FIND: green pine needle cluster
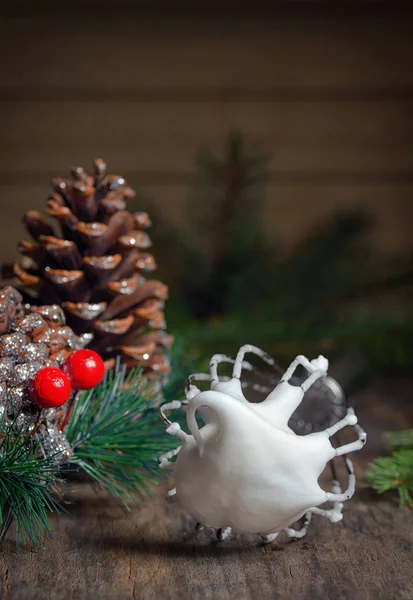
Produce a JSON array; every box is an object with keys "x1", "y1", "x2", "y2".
[
  {"x1": 66, "y1": 362, "x2": 178, "y2": 509},
  {"x1": 0, "y1": 348, "x2": 189, "y2": 549},
  {"x1": 366, "y1": 429, "x2": 413, "y2": 507},
  {"x1": 0, "y1": 419, "x2": 62, "y2": 550}
]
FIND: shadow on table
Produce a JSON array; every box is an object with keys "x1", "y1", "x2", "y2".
[{"x1": 74, "y1": 531, "x2": 264, "y2": 557}]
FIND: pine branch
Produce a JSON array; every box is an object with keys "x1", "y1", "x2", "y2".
[
  {"x1": 365, "y1": 450, "x2": 413, "y2": 508},
  {"x1": 384, "y1": 429, "x2": 413, "y2": 450},
  {"x1": 65, "y1": 362, "x2": 178, "y2": 509},
  {"x1": 366, "y1": 428, "x2": 413, "y2": 507},
  {"x1": 162, "y1": 337, "x2": 204, "y2": 402},
  {"x1": 0, "y1": 419, "x2": 62, "y2": 550}
]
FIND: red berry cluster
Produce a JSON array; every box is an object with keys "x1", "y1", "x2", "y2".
[{"x1": 29, "y1": 350, "x2": 105, "y2": 409}]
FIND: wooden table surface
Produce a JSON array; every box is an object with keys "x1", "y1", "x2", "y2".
[{"x1": 1, "y1": 376, "x2": 413, "y2": 600}]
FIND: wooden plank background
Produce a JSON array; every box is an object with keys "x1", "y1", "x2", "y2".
[{"x1": 0, "y1": 13, "x2": 412, "y2": 263}]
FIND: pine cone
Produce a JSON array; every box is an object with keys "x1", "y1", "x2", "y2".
[
  {"x1": 13, "y1": 159, "x2": 172, "y2": 380},
  {"x1": 0, "y1": 286, "x2": 87, "y2": 463}
]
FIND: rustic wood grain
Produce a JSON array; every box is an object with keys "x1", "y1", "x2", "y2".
[
  {"x1": 1, "y1": 101, "x2": 412, "y2": 174},
  {"x1": 1, "y1": 19, "x2": 412, "y2": 91},
  {"x1": 2, "y1": 485, "x2": 413, "y2": 600},
  {"x1": 1, "y1": 376, "x2": 412, "y2": 600},
  {"x1": 0, "y1": 15, "x2": 412, "y2": 265},
  {"x1": 3, "y1": 1, "x2": 413, "y2": 20},
  {"x1": 1, "y1": 182, "x2": 412, "y2": 264}
]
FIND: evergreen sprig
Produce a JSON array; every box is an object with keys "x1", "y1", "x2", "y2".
[
  {"x1": 366, "y1": 430, "x2": 413, "y2": 507},
  {"x1": 65, "y1": 363, "x2": 177, "y2": 509},
  {"x1": 0, "y1": 419, "x2": 62, "y2": 549},
  {"x1": 384, "y1": 429, "x2": 413, "y2": 450}
]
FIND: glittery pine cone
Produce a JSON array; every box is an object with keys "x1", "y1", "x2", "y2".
[
  {"x1": 0, "y1": 286, "x2": 87, "y2": 463},
  {"x1": 13, "y1": 159, "x2": 172, "y2": 379}
]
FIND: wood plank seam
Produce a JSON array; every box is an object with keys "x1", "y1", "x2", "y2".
[
  {"x1": 1, "y1": 171, "x2": 412, "y2": 186},
  {"x1": 1, "y1": 87, "x2": 413, "y2": 103}
]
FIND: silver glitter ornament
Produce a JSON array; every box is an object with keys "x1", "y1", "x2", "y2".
[
  {"x1": 34, "y1": 304, "x2": 66, "y2": 326},
  {"x1": 6, "y1": 386, "x2": 26, "y2": 417},
  {"x1": 0, "y1": 333, "x2": 28, "y2": 358},
  {"x1": 38, "y1": 423, "x2": 73, "y2": 465},
  {"x1": 14, "y1": 312, "x2": 47, "y2": 335},
  {"x1": 0, "y1": 382, "x2": 7, "y2": 403},
  {"x1": 20, "y1": 342, "x2": 49, "y2": 364},
  {"x1": 0, "y1": 286, "x2": 85, "y2": 466},
  {"x1": 11, "y1": 361, "x2": 43, "y2": 387},
  {"x1": 0, "y1": 357, "x2": 14, "y2": 381}
]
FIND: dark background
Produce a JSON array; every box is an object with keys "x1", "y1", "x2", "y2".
[{"x1": 1, "y1": 0, "x2": 413, "y2": 377}]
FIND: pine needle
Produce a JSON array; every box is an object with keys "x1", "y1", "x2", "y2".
[
  {"x1": 65, "y1": 362, "x2": 178, "y2": 509},
  {"x1": 384, "y1": 429, "x2": 413, "y2": 450},
  {"x1": 0, "y1": 419, "x2": 62, "y2": 550},
  {"x1": 366, "y1": 434, "x2": 413, "y2": 508}
]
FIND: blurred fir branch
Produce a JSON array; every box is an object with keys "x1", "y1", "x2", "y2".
[
  {"x1": 166, "y1": 290, "x2": 413, "y2": 374},
  {"x1": 0, "y1": 418, "x2": 62, "y2": 550},
  {"x1": 185, "y1": 132, "x2": 276, "y2": 318},
  {"x1": 66, "y1": 364, "x2": 178, "y2": 509},
  {"x1": 384, "y1": 429, "x2": 413, "y2": 450},
  {"x1": 274, "y1": 211, "x2": 375, "y2": 319},
  {"x1": 137, "y1": 131, "x2": 413, "y2": 372},
  {"x1": 139, "y1": 132, "x2": 277, "y2": 320},
  {"x1": 366, "y1": 430, "x2": 413, "y2": 508},
  {"x1": 162, "y1": 336, "x2": 206, "y2": 402}
]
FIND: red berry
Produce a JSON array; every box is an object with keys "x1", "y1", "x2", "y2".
[
  {"x1": 63, "y1": 349, "x2": 105, "y2": 390},
  {"x1": 29, "y1": 367, "x2": 72, "y2": 409}
]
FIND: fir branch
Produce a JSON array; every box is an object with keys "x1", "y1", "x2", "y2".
[
  {"x1": 365, "y1": 450, "x2": 413, "y2": 508},
  {"x1": 162, "y1": 337, "x2": 204, "y2": 402},
  {"x1": 65, "y1": 363, "x2": 178, "y2": 509},
  {"x1": 365, "y1": 429, "x2": 413, "y2": 508},
  {"x1": 384, "y1": 429, "x2": 413, "y2": 450},
  {"x1": 0, "y1": 419, "x2": 62, "y2": 550}
]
